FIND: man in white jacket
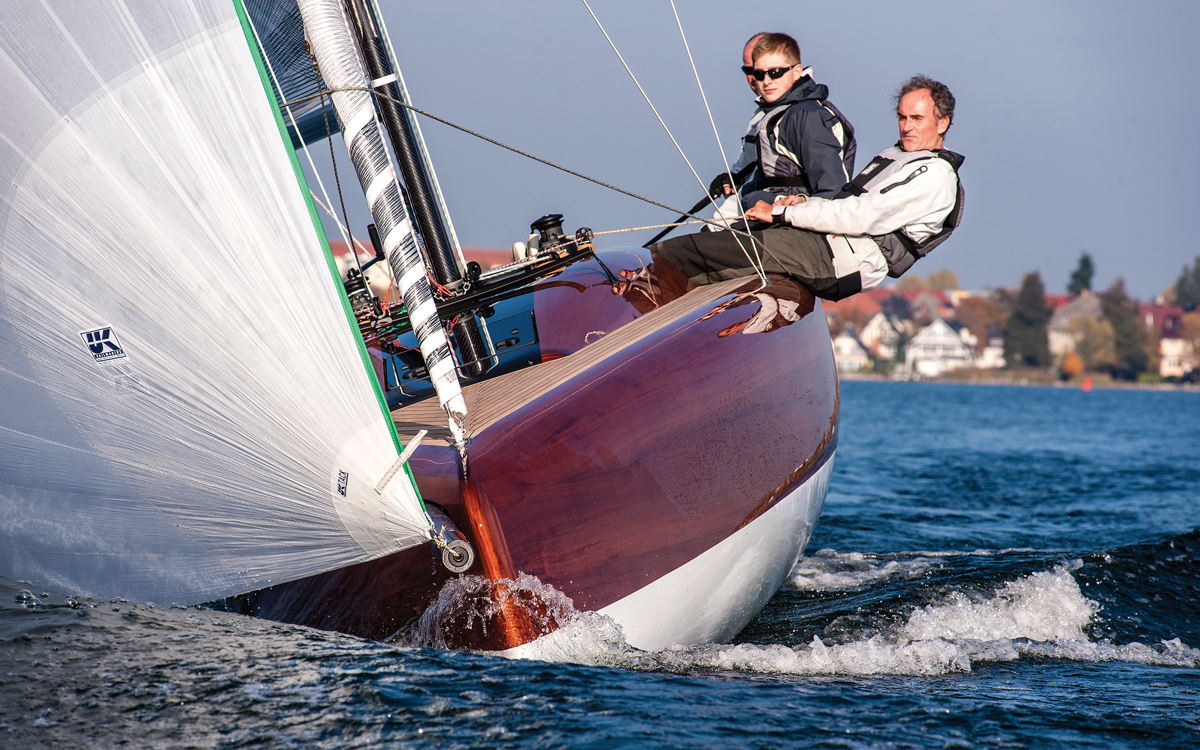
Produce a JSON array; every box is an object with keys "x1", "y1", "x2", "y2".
[{"x1": 651, "y1": 75, "x2": 963, "y2": 301}]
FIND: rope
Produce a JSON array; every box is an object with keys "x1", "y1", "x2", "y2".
[
  {"x1": 667, "y1": 0, "x2": 766, "y2": 285},
  {"x1": 278, "y1": 87, "x2": 759, "y2": 243},
  {"x1": 592, "y1": 220, "x2": 704, "y2": 236},
  {"x1": 580, "y1": 0, "x2": 768, "y2": 283},
  {"x1": 243, "y1": 10, "x2": 355, "y2": 255}
]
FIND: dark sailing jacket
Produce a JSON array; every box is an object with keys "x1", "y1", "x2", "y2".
[{"x1": 741, "y1": 75, "x2": 856, "y2": 208}]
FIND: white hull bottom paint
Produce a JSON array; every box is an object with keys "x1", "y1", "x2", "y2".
[{"x1": 508, "y1": 454, "x2": 833, "y2": 657}]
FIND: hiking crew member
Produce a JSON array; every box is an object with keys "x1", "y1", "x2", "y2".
[
  {"x1": 708, "y1": 33, "x2": 855, "y2": 230},
  {"x1": 653, "y1": 75, "x2": 963, "y2": 302}
]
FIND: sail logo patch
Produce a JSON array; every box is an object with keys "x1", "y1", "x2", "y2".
[
  {"x1": 337, "y1": 471, "x2": 349, "y2": 497},
  {"x1": 79, "y1": 327, "x2": 127, "y2": 363}
]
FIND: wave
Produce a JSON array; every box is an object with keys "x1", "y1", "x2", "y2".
[{"x1": 504, "y1": 530, "x2": 1200, "y2": 677}]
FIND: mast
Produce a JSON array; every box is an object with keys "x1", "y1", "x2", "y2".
[{"x1": 345, "y1": 0, "x2": 493, "y2": 378}]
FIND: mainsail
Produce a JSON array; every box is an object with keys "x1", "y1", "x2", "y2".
[{"x1": 0, "y1": 0, "x2": 432, "y2": 603}]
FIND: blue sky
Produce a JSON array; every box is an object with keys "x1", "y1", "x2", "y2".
[{"x1": 309, "y1": 0, "x2": 1200, "y2": 299}]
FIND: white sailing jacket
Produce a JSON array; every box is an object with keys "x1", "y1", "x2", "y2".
[{"x1": 774, "y1": 146, "x2": 962, "y2": 291}]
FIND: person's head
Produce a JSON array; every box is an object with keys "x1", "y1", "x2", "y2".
[
  {"x1": 894, "y1": 76, "x2": 954, "y2": 152},
  {"x1": 751, "y1": 33, "x2": 804, "y2": 103},
  {"x1": 741, "y1": 32, "x2": 767, "y2": 94}
]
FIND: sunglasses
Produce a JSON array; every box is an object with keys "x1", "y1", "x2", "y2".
[{"x1": 746, "y1": 64, "x2": 798, "y2": 82}]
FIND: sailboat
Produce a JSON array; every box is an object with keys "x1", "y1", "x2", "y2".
[{"x1": 0, "y1": 0, "x2": 837, "y2": 653}]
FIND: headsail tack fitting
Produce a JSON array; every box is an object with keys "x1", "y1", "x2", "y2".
[{"x1": 296, "y1": 0, "x2": 468, "y2": 452}]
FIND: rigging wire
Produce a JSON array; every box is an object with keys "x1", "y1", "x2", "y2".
[
  {"x1": 580, "y1": 0, "x2": 766, "y2": 283},
  {"x1": 243, "y1": 10, "x2": 360, "y2": 261},
  {"x1": 279, "y1": 87, "x2": 758, "y2": 243},
  {"x1": 667, "y1": 0, "x2": 768, "y2": 285},
  {"x1": 309, "y1": 191, "x2": 372, "y2": 256},
  {"x1": 308, "y1": 49, "x2": 362, "y2": 275}
]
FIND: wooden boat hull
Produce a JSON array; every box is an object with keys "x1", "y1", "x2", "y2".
[{"x1": 241, "y1": 249, "x2": 839, "y2": 651}]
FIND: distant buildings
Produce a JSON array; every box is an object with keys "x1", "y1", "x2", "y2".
[
  {"x1": 821, "y1": 282, "x2": 1196, "y2": 380},
  {"x1": 831, "y1": 330, "x2": 870, "y2": 373},
  {"x1": 1047, "y1": 291, "x2": 1103, "y2": 360},
  {"x1": 1142, "y1": 303, "x2": 1193, "y2": 378},
  {"x1": 904, "y1": 318, "x2": 974, "y2": 377},
  {"x1": 824, "y1": 287, "x2": 1000, "y2": 378}
]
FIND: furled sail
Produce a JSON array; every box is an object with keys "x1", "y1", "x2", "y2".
[
  {"x1": 296, "y1": 0, "x2": 469, "y2": 444},
  {"x1": 0, "y1": 0, "x2": 432, "y2": 603}
]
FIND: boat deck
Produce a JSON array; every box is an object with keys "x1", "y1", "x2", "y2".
[{"x1": 391, "y1": 278, "x2": 744, "y2": 444}]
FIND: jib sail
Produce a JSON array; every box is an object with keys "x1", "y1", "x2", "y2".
[{"x1": 0, "y1": 0, "x2": 431, "y2": 603}]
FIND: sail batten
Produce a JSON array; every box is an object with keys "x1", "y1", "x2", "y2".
[{"x1": 0, "y1": 0, "x2": 430, "y2": 603}]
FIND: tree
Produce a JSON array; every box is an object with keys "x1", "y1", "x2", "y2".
[
  {"x1": 957, "y1": 295, "x2": 1007, "y2": 352},
  {"x1": 896, "y1": 274, "x2": 929, "y2": 290},
  {"x1": 927, "y1": 268, "x2": 960, "y2": 290},
  {"x1": 1181, "y1": 312, "x2": 1200, "y2": 371},
  {"x1": 1068, "y1": 316, "x2": 1116, "y2": 371},
  {"x1": 1144, "y1": 317, "x2": 1162, "y2": 376},
  {"x1": 1004, "y1": 272, "x2": 1052, "y2": 367},
  {"x1": 1067, "y1": 252, "x2": 1094, "y2": 296},
  {"x1": 1098, "y1": 278, "x2": 1147, "y2": 380},
  {"x1": 1060, "y1": 352, "x2": 1084, "y2": 379},
  {"x1": 829, "y1": 304, "x2": 871, "y2": 336},
  {"x1": 1174, "y1": 256, "x2": 1200, "y2": 311},
  {"x1": 881, "y1": 293, "x2": 914, "y2": 323}
]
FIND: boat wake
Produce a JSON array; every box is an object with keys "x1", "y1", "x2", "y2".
[{"x1": 494, "y1": 530, "x2": 1200, "y2": 677}]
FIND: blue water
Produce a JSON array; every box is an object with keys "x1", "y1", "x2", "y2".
[{"x1": 3, "y1": 381, "x2": 1199, "y2": 748}]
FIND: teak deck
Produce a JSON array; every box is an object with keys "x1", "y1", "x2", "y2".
[{"x1": 391, "y1": 278, "x2": 741, "y2": 445}]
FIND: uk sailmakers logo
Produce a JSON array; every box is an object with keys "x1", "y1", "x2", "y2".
[{"x1": 79, "y1": 327, "x2": 128, "y2": 364}]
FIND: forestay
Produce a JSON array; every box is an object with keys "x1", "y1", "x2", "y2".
[{"x1": 0, "y1": 0, "x2": 431, "y2": 603}]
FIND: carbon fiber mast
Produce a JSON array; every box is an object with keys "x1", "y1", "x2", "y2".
[{"x1": 345, "y1": 0, "x2": 492, "y2": 378}]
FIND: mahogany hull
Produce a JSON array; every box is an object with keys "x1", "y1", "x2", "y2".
[{"x1": 243, "y1": 249, "x2": 839, "y2": 650}]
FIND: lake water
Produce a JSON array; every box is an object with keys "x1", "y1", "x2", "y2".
[{"x1": 2, "y1": 381, "x2": 1199, "y2": 748}]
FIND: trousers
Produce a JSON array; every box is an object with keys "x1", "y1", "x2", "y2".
[{"x1": 652, "y1": 225, "x2": 850, "y2": 300}]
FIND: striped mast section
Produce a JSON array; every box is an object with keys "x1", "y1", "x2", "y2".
[{"x1": 296, "y1": 0, "x2": 468, "y2": 449}]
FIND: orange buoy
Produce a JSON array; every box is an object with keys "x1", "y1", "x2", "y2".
[{"x1": 1082, "y1": 376, "x2": 1092, "y2": 392}]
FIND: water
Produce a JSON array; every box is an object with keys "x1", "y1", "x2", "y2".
[{"x1": 3, "y1": 381, "x2": 1199, "y2": 748}]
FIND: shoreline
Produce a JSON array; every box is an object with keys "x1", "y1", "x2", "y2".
[{"x1": 838, "y1": 371, "x2": 1200, "y2": 392}]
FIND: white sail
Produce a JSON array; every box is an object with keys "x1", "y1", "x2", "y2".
[{"x1": 0, "y1": 0, "x2": 431, "y2": 603}]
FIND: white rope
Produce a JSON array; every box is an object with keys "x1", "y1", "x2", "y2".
[
  {"x1": 578, "y1": 3, "x2": 724, "y2": 222},
  {"x1": 581, "y1": 0, "x2": 769, "y2": 284},
  {"x1": 592, "y1": 220, "x2": 703, "y2": 236},
  {"x1": 668, "y1": 0, "x2": 766, "y2": 286}
]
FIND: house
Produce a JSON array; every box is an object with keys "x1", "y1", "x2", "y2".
[
  {"x1": 858, "y1": 312, "x2": 903, "y2": 360},
  {"x1": 975, "y1": 324, "x2": 1006, "y2": 369},
  {"x1": 1142, "y1": 303, "x2": 1192, "y2": 378},
  {"x1": 1047, "y1": 291, "x2": 1103, "y2": 360},
  {"x1": 822, "y1": 287, "x2": 890, "y2": 330},
  {"x1": 831, "y1": 329, "x2": 870, "y2": 373},
  {"x1": 904, "y1": 318, "x2": 974, "y2": 377}
]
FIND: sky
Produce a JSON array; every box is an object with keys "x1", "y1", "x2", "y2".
[{"x1": 307, "y1": 0, "x2": 1200, "y2": 300}]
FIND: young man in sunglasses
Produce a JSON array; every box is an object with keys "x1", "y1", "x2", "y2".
[
  {"x1": 648, "y1": 76, "x2": 964, "y2": 302},
  {"x1": 739, "y1": 33, "x2": 856, "y2": 208},
  {"x1": 704, "y1": 32, "x2": 855, "y2": 235}
]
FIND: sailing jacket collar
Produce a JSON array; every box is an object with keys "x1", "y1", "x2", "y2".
[{"x1": 756, "y1": 75, "x2": 828, "y2": 113}]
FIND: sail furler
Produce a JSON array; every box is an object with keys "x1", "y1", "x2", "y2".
[{"x1": 0, "y1": 0, "x2": 430, "y2": 603}]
